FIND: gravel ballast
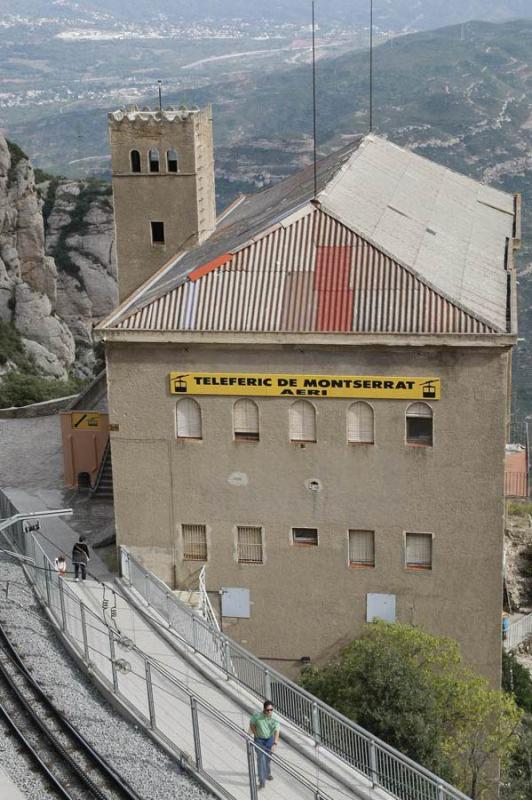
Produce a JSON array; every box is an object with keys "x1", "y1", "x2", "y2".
[{"x1": 0, "y1": 555, "x2": 213, "y2": 800}]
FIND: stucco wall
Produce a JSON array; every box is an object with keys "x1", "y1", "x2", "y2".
[{"x1": 106, "y1": 340, "x2": 509, "y2": 686}]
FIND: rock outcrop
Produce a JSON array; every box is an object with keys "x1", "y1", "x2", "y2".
[{"x1": 0, "y1": 135, "x2": 117, "y2": 379}]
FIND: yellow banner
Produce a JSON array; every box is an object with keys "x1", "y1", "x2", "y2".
[
  {"x1": 169, "y1": 373, "x2": 440, "y2": 400},
  {"x1": 71, "y1": 412, "x2": 102, "y2": 430}
]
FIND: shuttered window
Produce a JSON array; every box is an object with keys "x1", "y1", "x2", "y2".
[
  {"x1": 233, "y1": 399, "x2": 259, "y2": 441},
  {"x1": 237, "y1": 526, "x2": 263, "y2": 563},
  {"x1": 182, "y1": 524, "x2": 207, "y2": 561},
  {"x1": 348, "y1": 530, "x2": 375, "y2": 567},
  {"x1": 347, "y1": 402, "x2": 374, "y2": 443},
  {"x1": 405, "y1": 533, "x2": 432, "y2": 570},
  {"x1": 176, "y1": 398, "x2": 202, "y2": 439},
  {"x1": 289, "y1": 400, "x2": 316, "y2": 442},
  {"x1": 406, "y1": 403, "x2": 433, "y2": 446}
]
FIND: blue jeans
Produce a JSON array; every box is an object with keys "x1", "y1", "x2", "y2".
[{"x1": 255, "y1": 736, "x2": 274, "y2": 785}]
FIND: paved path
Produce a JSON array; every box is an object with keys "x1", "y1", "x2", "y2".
[
  {"x1": 70, "y1": 578, "x2": 381, "y2": 800},
  {"x1": 0, "y1": 767, "x2": 26, "y2": 799}
]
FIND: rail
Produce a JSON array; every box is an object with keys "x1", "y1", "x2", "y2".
[
  {"x1": 120, "y1": 547, "x2": 471, "y2": 800},
  {"x1": 0, "y1": 510, "x2": 351, "y2": 800},
  {"x1": 505, "y1": 612, "x2": 532, "y2": 651}
]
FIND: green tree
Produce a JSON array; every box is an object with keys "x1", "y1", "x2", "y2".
[
  {"x1": 501, "y1": 716, "x2": 532, "y2": 800},
  {"x1": 503, "y1": 651, "x2": 532, "y2": 714},
  {"x1": 300, "y1": 621, "x2": 521, "y2": 798}
]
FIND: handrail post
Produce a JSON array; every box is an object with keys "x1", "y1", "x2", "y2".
[
  {"x1": 437, "y1": 784, "x2": 445, "y2": 800},
  {"x1": 192, "y1": 615, "x2": 198, "y2": 651},
  {"x1": 264, "y1": 668, "x2": 271, "y2": 698},
  {"x1": 223, "y1": 639, "x2": 232, "y2": 675},
  {"x1": 369, "y1": 739, "x2": 378, "y2": 787},
  {"x1": 109, "y1": 630, "x2": 119, "y2": 693},
  {"x1": 80, "y1": 605, "x2": 90, "y2": 663},
  {"x1": 59, "y1": 575, "x2": 67, "y2": 632},
  {"x1": 146, "y1": 662, "x2": 156, "y2": 729},
  {"x1": 44, "y1": 561, "x2": 52, "y2": 608},
  {"x1": 246, "y1": 740, "x2": 258, "y2": 800},
  {"x1": 311, "y1": 702, "x2": 321, "y2": 744},
  {"x1": 190, "y1": 697, "x2": 202, "y2": 770}
]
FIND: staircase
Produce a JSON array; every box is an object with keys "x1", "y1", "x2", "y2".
[{"x1": 91, "y1": 443, "x2": 113, "y2": 499}]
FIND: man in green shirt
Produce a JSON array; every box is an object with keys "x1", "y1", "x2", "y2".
[{"x1": 249, "y1": 700, "x2": 280, "y2": 789}]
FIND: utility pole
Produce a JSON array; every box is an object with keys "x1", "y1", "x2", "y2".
[{"x1": 312, "y1": 1, "x2": 318, "y2": 197}]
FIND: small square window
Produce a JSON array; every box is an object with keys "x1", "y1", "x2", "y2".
[
  {"x1": 405, "y1": 532, "x2": 432, "y2": 570},
  {"x1": 237, "y1": 526, "x2": 263, "y2": 564},
  {"x1": 349, "y1": 530, "x2": 375, "y2": 567},
  {"x1": 151, "y1": 221, "x2": 165, "y2": 244},
  {"x1": 292, "y1": 528, "x2": 318, "y2": 546},
  {"x1": 182, "y1": 524, "x2": 207, "y2": 561}
]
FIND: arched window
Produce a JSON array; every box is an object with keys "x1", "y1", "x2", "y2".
[
  {"x1": 167, "y1": 148, "x2": 179, "y2": 173},
  {"x1": 289, "y1": 400, "x2": 316, "y2": 443},
  {"x1": 176, "y1": 398, "x2": 202, "y2": 439},
  {"x1": 233, "y1": 399, "x2": 259, "y2": 441},
  {"x1": 148, "y1": 148, "x2": 160, "y2": 173},
  {"x1": 406, "y1": 402, "x2": 433, "y2": 446},
  {"x1": 347, "y1": 402, "x2": 374, "y2": 444},
  {"x1": 130, "y1": 150, "x2": 141, "y2": 172}
]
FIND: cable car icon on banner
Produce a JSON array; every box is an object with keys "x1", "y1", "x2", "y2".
[
  {"x1": 171, "y1": 374, "x2": 189, "y2": 393},
  {"x1": 421, "y1": 380, "x2": 438, "y2": 399}
]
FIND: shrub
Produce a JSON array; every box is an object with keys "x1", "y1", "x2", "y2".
[{"x1": 0, "y1": 371, "x2": 85, "y2": 408}]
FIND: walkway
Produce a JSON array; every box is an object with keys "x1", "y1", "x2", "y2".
[{"x1": 70, "y1": 577, "x2": 383, "y2": 800}]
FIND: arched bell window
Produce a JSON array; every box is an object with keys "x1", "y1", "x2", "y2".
[
  {"x1": 130, "y1": 149, "x2": 141, "y2": 172},
  {"x1": 167, "y1": 148, "x2": 179, "y2": 173},
  {"x1": 148, "y1": 148, "x2": 160, "y2": 173}
]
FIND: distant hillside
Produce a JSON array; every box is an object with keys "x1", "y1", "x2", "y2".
[
  {"x1": 7, "y1": 0, "x2": 532, "y2": 26},
  {"x1": 7, "y1": 17, "x2": 532, "y2": 414}
]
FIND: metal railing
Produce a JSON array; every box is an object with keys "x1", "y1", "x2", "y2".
[
  {"x1": 505, "y1": 613, "x2": 532, "y2": 651},
  {"x1": 199, "y1": 565, "x2": 221, "y2": 631},
  {"x1": 120, "y1": 547, "x2": 471, "y2": 800},
  {"x1": 2, "y1": 520, "x2": 340, "y2": 800}
]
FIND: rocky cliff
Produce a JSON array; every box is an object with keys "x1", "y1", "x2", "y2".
[{"x1": 0, "y1": 136, "x2": 117, "y2": 380}]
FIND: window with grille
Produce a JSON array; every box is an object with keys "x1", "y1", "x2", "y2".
[
  {"x1": 182, "y1": 524, "x2": 207, "y2": 561},
  {"x1": 130, "y1": 149, "x2": 141, "y2": 172},
  {"x1": 405, "y1": 532, "x2": 432, "y2": 570},
  {"x1": 167, "y1": 148, "x2": 179, "y2": 173},
  {"x1": 149, "y1": 148, "x2": 160, "y2": 173},
  {"x1": 292, "y1": 528, "x2": 318, "y2": 546},
  {"x1": 406, "y1": 402, "x2": 433, "y2": 446},
  {"x1": 151, "y1": 221, "x2": 165, "y2": 244},
  {"x1": 233, "y1": 399, "x2": 259, "y2": 441},
  {"x1": 237, "y1": 526, "x2": 263, "y2": 563},
  {"x1": 347, "y1": 402, "x2": 374, "y2": 444},
  {"x1": 289, "y1": 400, "x2": 316, "y2": 442},
  {"x1": 176, "y1": 398, "x2": 202, "y2": 439},
  {"x1": 348, "y1": 530, "x2": 375, "y2": 567}
]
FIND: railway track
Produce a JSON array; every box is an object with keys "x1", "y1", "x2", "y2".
[{"x1": 0, "y1": 620, "x2": 144, "y2": 800}]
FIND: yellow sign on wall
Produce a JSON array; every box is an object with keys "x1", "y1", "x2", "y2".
[
  {"x1": 71, "y1": 412, "x2": 102, "y2": 430},
  {"x1": 169, "y1": 373, "x2": 441, "y2": 400}
]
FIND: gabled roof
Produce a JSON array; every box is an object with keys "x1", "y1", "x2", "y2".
[{"x1": 100, "y1": 135, "x2": 516, "y2": 336}]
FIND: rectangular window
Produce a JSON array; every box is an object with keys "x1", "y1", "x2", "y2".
[
  {"x1": 292, "y1": 528, "x2": 318, "y2": 546},
  {"x1": 349, "y1": 530, "x2": 375, "y2": 567},
  {"x1": 237, "y1": 526, "x2": 263, "y2": 564},
  {"x1": 182, "y1": 524, "x2": 207, "y2": 561},
  {"x1": 405, "y1": 532, "x2": 432, "y2": 570},
  {"x1": 151, "y1": 221, "x2": 165, "y2": 244}
]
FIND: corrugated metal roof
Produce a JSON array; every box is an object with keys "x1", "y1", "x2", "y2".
[
  {"x1": 102, "y1": 134, "x2": 515, "y2": 335},
  {"x1": 117, "y1": 209, "x2": 496, "y2": 334},
  {"x1": 321, "y1": 136, "x2": 514, "y2": 332}
]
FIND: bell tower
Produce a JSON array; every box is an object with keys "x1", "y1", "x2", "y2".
[{"x1": 109, "y1": 104, "x2": 216, "y2": 302}]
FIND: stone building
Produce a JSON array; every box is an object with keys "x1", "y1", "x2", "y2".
[
  {"x1": 109, "y1": 105, "x2": 216, "y2": 301},
  {"x1": 99, "y1": 109, "x2": 520, "y2": 686}
]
